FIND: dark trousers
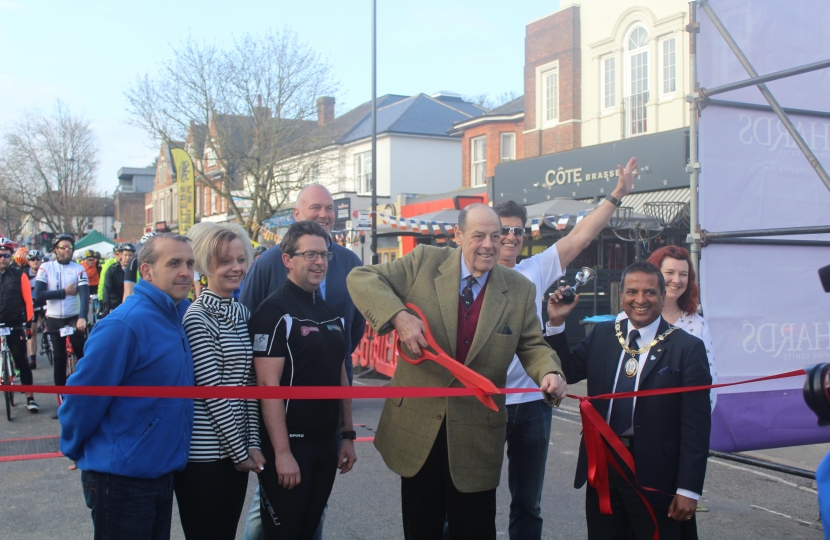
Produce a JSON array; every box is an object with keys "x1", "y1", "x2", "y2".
[
  {"x1": 174, "y1": 458, "x2": 249, "y2": 540},
  {"x1": 81, "y1": 469, "x2": 175, "y2": 540},
  {"x1": 45, "y1": 316, "x2": 85, "y2": 386},
  {"x1": 401, "y1": 422, "x2": 497, "y2": 540},
  {"x1": 4, "y1": 327, "x2": 33, "y2": 386},
  {"x1": 505, "y1": 399, "x2": 552, "y2": 540},
  {"x1": 259, "y1": 440, "x2": 338, "y2": 540},
  {"x1": 585, "y1": 461, "x2": 680, "y2": 540}
]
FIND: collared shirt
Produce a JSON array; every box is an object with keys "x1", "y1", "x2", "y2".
[
  {"x1": 459, "y1": 256, "x2": 490, "y2": 301},
  {"x1": 607, "y1": 315, "x2": 661, "y2": 434}
]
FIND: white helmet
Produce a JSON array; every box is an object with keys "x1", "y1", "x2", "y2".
[{"x1": 140, "y1": 231, "x2": 157, "y2": 244}]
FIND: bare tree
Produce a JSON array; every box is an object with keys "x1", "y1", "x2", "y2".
[
  {"x1": 126, "y1": 29, "x2": 339, "y2": 237},
  {"x1": 0, "y1": 101, "x2": 102, "y2": 238},
  {"x1": 462, "y1": 91, "x2": 521, "y2": 111}
]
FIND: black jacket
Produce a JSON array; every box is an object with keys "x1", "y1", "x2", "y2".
[
  {"x1": 546, "y1": 318, "x2": 711, "y2": 496},
  {"x1": 0, "y1": 266, "x2": 29, "y2": 324},
  {"x1": 101, "y1": 264, "x2": 126, "y2": 316}
]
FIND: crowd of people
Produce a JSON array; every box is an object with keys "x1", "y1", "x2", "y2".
[{"x1": 0, "y1": 164, "x2": 715, "y2": 540}]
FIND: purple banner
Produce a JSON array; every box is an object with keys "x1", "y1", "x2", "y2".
[{"x1": 699, "y1": 1, "x2": 830, "y2": 451}]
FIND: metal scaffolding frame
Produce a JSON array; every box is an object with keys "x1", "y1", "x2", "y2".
[{"x1": 686, "y1": 0, "x2": 830, "y2": 278}]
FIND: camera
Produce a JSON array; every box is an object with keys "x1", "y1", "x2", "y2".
[{"x1": 803, "y1": 265, "x2": 830, "y2": 425}]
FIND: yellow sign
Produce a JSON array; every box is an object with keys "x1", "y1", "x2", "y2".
[{"x1": 171, "y1": 148, "x2": 196, "y2": 235}]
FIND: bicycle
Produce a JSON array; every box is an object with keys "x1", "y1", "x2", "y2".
[
  {"x1": 1, "y1": 325, "x2": 24, "y2": 422},
  {"x1": 41, "y1": 327, "x2": 53, "y2": 366},
  {"x1": 55, "y1": 326, "x2": 78, "y2": 408}
]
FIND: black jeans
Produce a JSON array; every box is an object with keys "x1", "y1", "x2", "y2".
[
  {"x1": 259, "y1": 440, "x2": 338, "y2": 540},
  {"x1": 3, "y1": 326, "x2": 32, "y2": 386},
  {"x1": 82, "y1": 469, "x2": 175, "y2": 540},
  {"x1": 45, "y1": 316, "x2": 85, "y2": 386},
  {"x1": 401, "y1": 422, "x2": 497, "y2": 540},
  {"x1": 174, "y1": 458, "x2": 249, "y2": 540}
]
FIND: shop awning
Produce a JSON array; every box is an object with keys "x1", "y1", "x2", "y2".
[{"x1": 618, "y1": 187, "x2": 690, "y2": 215}]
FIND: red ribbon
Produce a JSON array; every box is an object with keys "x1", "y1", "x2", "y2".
[
  {"x1": 0, "y1": 368, "x2": 808, "y2": 539},
  {"x1": 569, "y1": 368, "x2": 806, "y2": 540}
]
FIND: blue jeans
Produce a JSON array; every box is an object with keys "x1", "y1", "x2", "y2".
[
  {"x1": 81, "y1": 469, "x2": 175, "y2": 540},
  {"x1": 505, "y1": 399, "x2": 553, "y2": 540}
]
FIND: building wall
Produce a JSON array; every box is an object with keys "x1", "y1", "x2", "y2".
[
  {"x1": 460, "y1": 119, "x2": 525, "y2": 189},
  {"x1": 115, "y1": 191, "x2": 148, "y2": 241},
  {"x1": 523, "y1": 5, "x2": 582, "y2": 157},
  {"x1": 388, "y1": 135, "x2": 461, "y2": 196},
  {"x1": 576, "y1": 0, "x2": 688, "y2": 146}
]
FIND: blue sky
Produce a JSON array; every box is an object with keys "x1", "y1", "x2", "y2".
[{"x1": 0, "y1": 0, "x2": 560, "y2": 192}]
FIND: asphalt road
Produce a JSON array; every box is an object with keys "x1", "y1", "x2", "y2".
[{"x1": 0, "y1": 368, "x2": 826, "y2": 539}]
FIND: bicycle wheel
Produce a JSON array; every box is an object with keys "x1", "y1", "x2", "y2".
[
  {"x1": 43, "y1": 334, "x2": 53, "y2": 365},
  {"x1": 2, "y1": 352, "x2": 12, "y2": 421},
  {"x1": 67, "y1": 353, "x2": 77, "y2": 377}
]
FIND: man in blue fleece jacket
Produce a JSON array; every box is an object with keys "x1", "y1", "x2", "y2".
[{"x1": 60, "y1": 233, "x2": 195, "y2": 540}]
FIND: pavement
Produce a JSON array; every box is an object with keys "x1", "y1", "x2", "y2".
[{"x1": 0, "y1": 366, "x2": 826, "y2": 539}]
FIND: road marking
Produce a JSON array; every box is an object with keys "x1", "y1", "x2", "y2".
[
  {"x1": 709, "y1": 458, "x2": 817, "y2": 494},
  {"x1": 551, "y1": 415, "x2": 581, "y2": 425},
  {"x1": 750, "y1": 504, "x2": 816, "y2": 527}
]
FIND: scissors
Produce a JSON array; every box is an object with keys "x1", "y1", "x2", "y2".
[{"x1": 395, "y1": 303, "x2": 501, "y2": 411}]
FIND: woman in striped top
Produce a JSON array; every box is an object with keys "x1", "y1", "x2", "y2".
[{"x1": 174, "y1": 222, "x2": 264, "y2": 540}]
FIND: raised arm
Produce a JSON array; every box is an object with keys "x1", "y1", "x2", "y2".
[{"x1": 554, "y1": 157, "x2": 638, "y2": 269}]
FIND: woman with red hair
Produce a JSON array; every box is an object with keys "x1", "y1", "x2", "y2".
[
  {"x1": 647, "y1": 246, "x2": 717, "y2": 395},
  {"x1": 614, "y1": 247, "x2": 717, "y2": 399}
]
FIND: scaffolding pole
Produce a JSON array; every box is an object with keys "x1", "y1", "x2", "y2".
[{"x1": 699, "y1": 0, "x2": 830, "y2": 194}]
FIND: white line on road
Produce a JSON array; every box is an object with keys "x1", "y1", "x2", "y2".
[
  {"x1": 750, "y1": 504, "x2": 816, "y2": 527},
  {"x1": 709, "y1": 458, "x2": 818, "y2": 494},
  {"x1": 551, "y1": 414, "x2": 581, "y2": 425}
]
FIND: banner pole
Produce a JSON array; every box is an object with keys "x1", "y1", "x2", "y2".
[{"x1": 686, "y1": 0, "x2": 702, "y2": 281}]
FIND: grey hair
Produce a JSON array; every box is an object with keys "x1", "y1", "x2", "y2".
[
  {"x1": 457, "y1": 203, "x2": 500, "y2": 232},
  {"x1": 137, "y1": 233, "x2": 190, "y2": 268},
  {"x1": 187, "y1": 222, "x2": 254, "y2": 276},
  {"x1": 280, "y1": 220, "x2": 329, "y2": 256}
]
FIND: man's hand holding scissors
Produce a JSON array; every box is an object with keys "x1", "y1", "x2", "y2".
[{"x1": 392, "y1": 309, "x2": 429, "y2": 355}]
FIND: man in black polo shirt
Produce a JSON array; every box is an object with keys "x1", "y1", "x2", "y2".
[{"x1": 248, "y1": 220, "x2": 357, "y2": 539}]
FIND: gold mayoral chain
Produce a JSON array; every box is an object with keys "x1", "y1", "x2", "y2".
[{"x1": 615, "y1": 321, "x2": 677, "y2": 378}]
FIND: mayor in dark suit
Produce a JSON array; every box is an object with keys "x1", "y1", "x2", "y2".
[{"x1": 545, "y1": 261, "x2": 711, "y2": 540}]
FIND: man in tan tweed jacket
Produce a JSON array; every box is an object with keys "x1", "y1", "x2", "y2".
[{"x1": 347, "y1": 204, "x2": 567, "y2": 540}]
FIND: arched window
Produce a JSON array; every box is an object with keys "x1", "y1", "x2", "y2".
[{"x1": 625, "y1": 25, "x2": 649, "y2": 136}]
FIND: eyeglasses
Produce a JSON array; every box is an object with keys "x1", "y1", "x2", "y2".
[
  {"x1": 0, "y1": 254, "x2": 10, "y2": 259},
  {"x1": 55, "y1": 245, "x2": 73, "y2": 251},
  {"x1": 289, "y1": 251, "x2": 333, "y2": 262},
  {"x1": 501, "y1": 226, "x2": 525, "y2": 237}
]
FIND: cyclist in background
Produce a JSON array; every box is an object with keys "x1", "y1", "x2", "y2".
[
  {"x1": 26, "y1": 250, "x2": 45, "y2": 370},
  {"x1": 123, "y1": 232, "x2": 154, "y2": 300},
  {"x1": 101, "y1": 242, "x2": 135, "y2": 317},
  {"x1": 34, "y1": 233, "x2": 89, "y2": 419},
  {"x1": 81, "y1": 250, "x2": 102, "y2": 325},
  {"x1": 11, "y1": 247, "x2": 27, "y2": 271},
  {"x1": 0, "y1": 238, "x2": 38, "y2": 412}
]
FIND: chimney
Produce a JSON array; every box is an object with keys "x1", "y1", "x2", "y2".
[
  {"x1": 257, "y1": 94, "x2": 262, "y2": 107},
  {"x1": 317, "y1": 96, "x2": 335, "y2": 126}
]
